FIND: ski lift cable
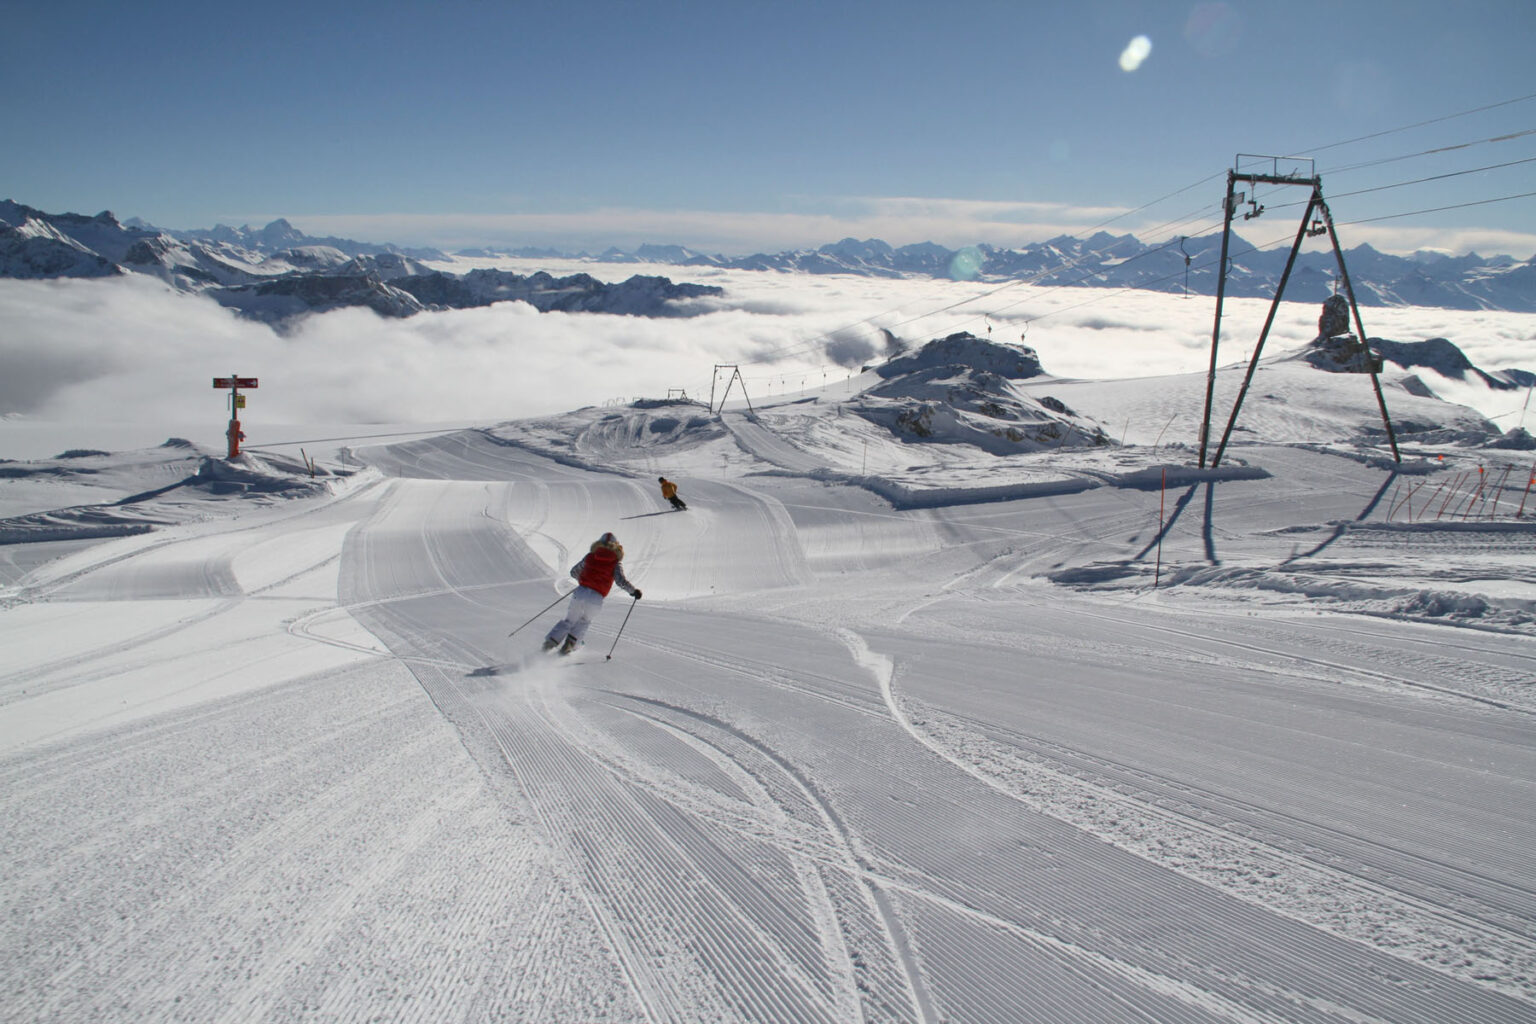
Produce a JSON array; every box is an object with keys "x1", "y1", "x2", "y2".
[
  {"x1": 1260, "y1": 154, "x2": 1536, "y2": 214},
  {"x1": 1329, "y1": 154, "x2": 1536, "y2": 198},
  {"x1": 1071, "y1": 171, "x2": 1227, "y2": 234},
  {"x1": 1220, "y1": 132, "x2": 1536, "y2": 224},
  {"x1": 1322, "y1": 127, "x2": 1536, "y2": 177},
  {"x1": 1339, "y1": 189, "x2": 1536, "y2": 225},
  {"x1": 1247, "y1": 117, "x2": 1536, "y2": 218},
  {"x1": 1291, "y1": 89, "x2": 1536, "y2": 158}
]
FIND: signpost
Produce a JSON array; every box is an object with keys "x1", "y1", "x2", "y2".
[{"x1": 212, "y1": 374, "x2": 259, "y2": 458}]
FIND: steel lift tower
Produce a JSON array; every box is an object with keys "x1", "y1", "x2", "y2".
[{"x1": 1198, "y1": 155, "x2": 1399, "y2": 468}]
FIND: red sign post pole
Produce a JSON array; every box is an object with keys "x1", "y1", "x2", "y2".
[{"x1": 212, "y1": 374, "x2": 259, "y2": 458}]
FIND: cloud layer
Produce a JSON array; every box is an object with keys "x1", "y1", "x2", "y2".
[{"x1": 2, "y1": 264, "x2": 1532, "y2": 457}]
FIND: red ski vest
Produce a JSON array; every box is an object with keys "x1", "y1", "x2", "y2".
[{"x1": 577, "y1": 547, "x2": 620, "y2": 596}]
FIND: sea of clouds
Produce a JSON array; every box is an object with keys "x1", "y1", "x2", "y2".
[{"x1": 1, "y1": 260, "x2": 1532, "y2": 458}]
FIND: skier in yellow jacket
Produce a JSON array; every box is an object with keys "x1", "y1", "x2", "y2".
[{"x1": 658, "y1": 476, "x2": 687, "y2": 511}]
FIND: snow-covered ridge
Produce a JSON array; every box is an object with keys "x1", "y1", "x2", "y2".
[
  {"x1": 9, "y1": 199, "x2": 1536, "y2": 317},
  {"x1": 573, "y1": 231, "x2": 1536, "y2": 313},
  {"x1": 0, "y1": 200, "x2": 723, "y2": 325}
]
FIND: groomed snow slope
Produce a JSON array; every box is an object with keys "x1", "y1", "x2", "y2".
[{"x1": 2, "y1": 353, "x2": 1534, "y2": 1023}]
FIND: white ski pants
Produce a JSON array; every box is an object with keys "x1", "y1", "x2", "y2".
[{"x1": 546, "y1": 586, "x2": 605, "y2": 645}]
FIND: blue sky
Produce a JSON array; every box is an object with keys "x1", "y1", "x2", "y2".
[{"x1": 4, "y1": 0, "x2": 1534, "y2": 256}]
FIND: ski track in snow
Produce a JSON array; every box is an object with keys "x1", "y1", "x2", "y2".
[
  {"x1": 3, "y1": 408, "x2": 1535, "y2": 1023},
  {"x1": 870, "y1": 641, "x2": 1536, "y2": 996}
]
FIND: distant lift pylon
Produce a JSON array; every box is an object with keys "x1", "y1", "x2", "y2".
[
  {"x1": 709, "y1": 364, "x2": 755, "y2": 415},
  {"x1": 1198, "y1": 155, "x2": 1399, "y2": 468}
]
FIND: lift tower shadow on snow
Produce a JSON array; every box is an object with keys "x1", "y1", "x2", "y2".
[{"x1": 1198, "y1": 155, "x2": 1400, "y2": 468}]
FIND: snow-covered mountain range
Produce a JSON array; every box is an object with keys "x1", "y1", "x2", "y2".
[
  {"x1": 5, "y1": 199, "x2": 1535, "y2": 325},
  {"x1": 0, "y1": 200, "x2": 722, "y2": 325},
  {"x1": 599, "y1": 234, "x2": 1536, "y2": 313}
]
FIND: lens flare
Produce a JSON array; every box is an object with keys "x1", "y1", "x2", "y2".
[
  {"x1": 1119, "y1": 35, "x2": 1152, "y2": 72},
  {"x1": 949, "y1": 246, "x2": 984, "y2": 281}
]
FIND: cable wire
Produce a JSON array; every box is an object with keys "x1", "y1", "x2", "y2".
[
  {"x1": 1264, "y1": 155, "x2": 1536, "y2": 213},
  {"x1": 1341, "y1": 190, "x2": 1536, "y2": 225},
  {"x1": 1323, "y1": 127, "x2": 1536, "y2": 176},
  {"x1": 1293, "y1": 90, "x2": 1536, "y2": 156}
]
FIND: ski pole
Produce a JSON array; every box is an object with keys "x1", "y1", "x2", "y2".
[
  {"x1": 605, "y1": 595, "x2": 639, "y2": 660},
  {"x1": 507, "y1": 591, "x2": 569, "y2": 637}
]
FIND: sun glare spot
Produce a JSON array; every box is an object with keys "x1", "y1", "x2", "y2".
[
  {"x1": 1119, "y1": 35, "x2": 1152, "y2": 72},
  {"x1": 949, "y1": 246, "x2": 985, "y2": 281}
]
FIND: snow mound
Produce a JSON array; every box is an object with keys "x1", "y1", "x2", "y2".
[
  {"x1": 482, "y1": 400, "x2": 726, "y2": 471},
  {"x1": 1051, "y1": 516, "x2": 1536, "y2": 637},
  {"x1": 191, "y1": 453, "x2": 339, "y2": 497},
  {"x1": 0, "y1": 504, "x2": 172, "y2": 545},
  {"x1": 875, "y1": 331, "x2": 1044, "y2": 380},
  {"x1": 857, "y1": 332, "x2": 1111, "y2": 454},
  {"x1": 575, "y1": 407, "x2": 724, "y2": 457},
  {"x1": 857, "y1": 368, "x2": 1113, "y2": 454},
  {"x1": 0, "y1": 443, "x2": 206, "y2": 517}
]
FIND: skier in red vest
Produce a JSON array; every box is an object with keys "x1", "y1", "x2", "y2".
[{"x1": 543, "y1": 532, "x2": 642, "y2": 654}]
